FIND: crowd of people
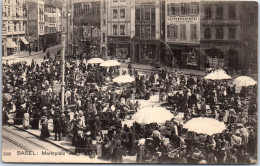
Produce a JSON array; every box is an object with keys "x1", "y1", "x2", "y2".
[{"x1": 2, "y1": 50, "x2": 257, "y2": 164}]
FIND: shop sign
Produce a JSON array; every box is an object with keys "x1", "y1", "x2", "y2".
[
  {"x1": 167, "y1": 16, "x2": 199, "y2": 23},
  {"x1": 201, "y1": 19, "x2": 240, "y2": 24}
]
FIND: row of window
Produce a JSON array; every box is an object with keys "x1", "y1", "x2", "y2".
[
  {"x1": 6, "y1": 21, "x2": 25, "y2": 32},
  {"x1": 112, "y1": 25, "x2": 126, "y2": 35},
  {"x1": 3, "y1": 6, "x2": 24, "y2": 17},
  {"x1": 39, "y1": 26, "x2": 44, "y2": 33},
  {"x1": 113, "y1": 0, "x2": 126, "y2": 2},
  {"x1": 135, "y1": 25, "x2": 156, "y2": 39},
  {"x1": 167, "y1": 2, "x2": 199, "y2": 16},
  {"x1": 167, "y1": 24, "x2": 197, "y2": 40},
  {"x1": 74, "y1": 3, "x2": 100, "y2": 15},
  {"x1": 4, "y1": 0, "x2": 22, "y2": 5},
  {"x1": 204, "y1": 5, "x2": 236, "y2": 19},
  {"x1": 112, "y1": 8, "x2": 125, "y2": 19},
  {"x1": 46, "y1": 17, "x2": 56, "y2": 23},
  {"x1": 45, "y1": 7, "x2": 57, "y2": 13},
  {"x1": 39, "y1": 15, "x2": 44, "y2": 22},
  {"x1": 135, "y1": 6, "x2": 155, "y2": 21},
  {"x1": 45, "y1": 27, "x2": 57, "y2": 33},
  {"x1": 204, "y1": 27, "x2": 236, "y2": 39}
]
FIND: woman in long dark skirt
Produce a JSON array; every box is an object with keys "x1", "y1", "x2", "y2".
[
  {"x1": 111, "y1": 139, "x2": 123, "y2": 163},
  {"x1": 31, "y1": 112, "x2": 40, "y2": 129},
  {"x1": 2, "y1": 110, "x2": 9, "y2": 125},
  {"x1": 40, "y1": 116, "x2": 51, "y2": 139}
]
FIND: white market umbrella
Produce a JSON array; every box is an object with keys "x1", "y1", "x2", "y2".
[
  {"x1": 113, "y1": 74, "x2": 135, "y2": 84},
  {"x1": 183, "y1": 117, "x2": 226, "y2": 135},
  {"x1": 130, "y1": 106, "x2": 174, "y2": 124},
  {"x1": 233, "y1": 76, "x2": 257, "y2": 87},
  {"x1": 87, "y1": 58, "x2": 104, "y2": 64},
  {"x1": 100, "y1": 60, "x2": 121, "y2": 67},
  {"x1": 204, "y1": 69, "x2": 232, "y2": 80}
]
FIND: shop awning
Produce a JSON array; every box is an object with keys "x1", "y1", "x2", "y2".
[
  {"x1": 19, "y1": 37, "x2": 29, "y2": 45},
  {"x1": 6, "y1": 38, "x2": 17, "y2": 48}
]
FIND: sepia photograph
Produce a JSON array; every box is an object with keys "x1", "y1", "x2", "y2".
[{"x1": 1, "y1": 0, "x2": 258, "y2": 164}]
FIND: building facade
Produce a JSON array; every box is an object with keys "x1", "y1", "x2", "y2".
[
  {"x1": 27, "y1": 0, "x2": 45, "y2": 51},
  {"x1": 200, "y1": 1, "x2": 242, "y2": 73},
  {"x1": 106, "y1": 0, "x2": 131, "y2": 61},
  {"x1": 165, "y1": 0, "x2": 200, "y2": 69},
  {"x1": 44, "y1": 2, "x2": 62, "y2": 49},
  {"x1": 241, "y1": 1, "x2": 258, "y2": 75},
  {"x1": 131, "y1": 0, "x2": 161, "y2": 64},
  {"x1": 2, "y1": 0, "x2": 29, "y2": 56},
  {"x1": 73, "y1": 0, "x2": 101, "y2": 58}
]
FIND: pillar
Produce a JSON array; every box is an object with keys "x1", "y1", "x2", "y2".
[
  {"x1": 155, "y1": 0, "x2": 160, "y2": 40},
  {"x1": 130, "y1": 0, "x2": 135, "y2": 39},
  {"x1": 130, "y1": 0, "x2": 135, "y2": 62}
]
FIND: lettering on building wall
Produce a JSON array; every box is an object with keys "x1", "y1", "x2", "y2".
[
  {"x1": 167, "y1": 16, "x2": 199, "y2": 23},
  {"x1": 201, "y1": 20, "x2": 240, "y2": 24}
]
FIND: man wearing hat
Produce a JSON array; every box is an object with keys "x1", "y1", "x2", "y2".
[
  {"x1": 53, "y1": 114, "x2": 62, "y2": 141},
  {"x1": 70, "y1": 114, "x2": 78, "y2": 144}
]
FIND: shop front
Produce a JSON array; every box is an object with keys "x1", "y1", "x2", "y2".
[
  {"x1": 139, "y1": 42, "x2": 158, "y2": 65},
  {"x1": 108, "y1": 37, "x2": 130, "y2": 62},
  {"x1": 19, "y1": 37, "x2": 29, "y2": 51},
  {"x1": 44, "y1": 33, "x2": 59, "y2": 48},
  {"x1": 200, "y1": 42, "x2": 240, "y2": 72},
  {"x1": 132, "y1": 39, "x2": 161, "y2": 65},
  {"x1": 6, "y1": 38, "x2": 18, "y2": 56},
  {"x1": 169, "y1": 44, "x2": 200, "y2": 70}
]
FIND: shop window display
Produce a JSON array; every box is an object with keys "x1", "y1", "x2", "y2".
[
  {"x1": 116, "y1": 47, "x2": 128, "y2": 60},
  {"x1": 186, "y1": 50, "x2": 198, "y2": 66},
  {"x1": 141, "y1": 45, "x2": 156, "y2": 64}
]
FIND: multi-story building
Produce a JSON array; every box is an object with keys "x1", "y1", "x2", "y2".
[
  {"x1": 241, "y1": 1, "x2": 258, "y2": 75},
  {"x1": 44, "y1": 1, "x2": 62, "y2": 48},
  {"x1": 106, "y1": 0, "x2": 131, "y2": 61},
  {"x1": 165, "y1": 0, "x2": 200, "y2": 69},
  {"x1": 131, "y1": 0, "x2": 161, "y2": 64},
  {"x1": 200, "y1": 1, "x2": 242, "y2": 72},
  {"x1": 27, "y1": 0, "x2": 45, "y2": 51},
  {"x1": 73, "y1": 0, "x2": 101, "y2": 57},
  {"x1": 2, "y1": 0, "x2": 29, "y2": 56}
]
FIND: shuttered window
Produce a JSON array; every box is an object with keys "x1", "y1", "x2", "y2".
[{"x1": 167, "y1": 25, "x2": 177, "y2": 39}]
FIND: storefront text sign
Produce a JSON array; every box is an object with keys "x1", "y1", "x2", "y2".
[
  {"x1": 167, "y1": 16, "x2": 199, "y2": 23},
  {"x1": 201, "y1": 20, "x2": 240, "y2": 24}
]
